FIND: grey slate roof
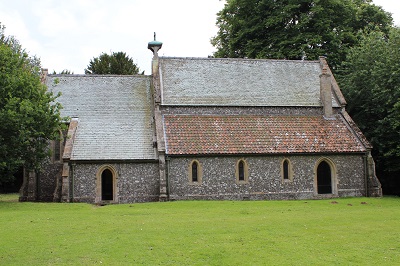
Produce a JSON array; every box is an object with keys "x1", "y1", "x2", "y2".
[
  {"x1": 159, "y1": 57, "x2": 339, "y2": 107},
  {"x1": 48, "y1": 75, "x2": 156, "y2": 161}
]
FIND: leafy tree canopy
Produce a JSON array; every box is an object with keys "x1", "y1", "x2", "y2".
[
  {"x1": 85, "y1": 51, "x2": 142, "y2": 75},
  {"x1": 0, "y1": 23, "x2": 64, "y2": 183},
  {"x1": 337, "y1": 27, "x2": 400, "y2": 194},
  {"x1": 212, "y1": 0, "x2": 393, "y2": 69}
]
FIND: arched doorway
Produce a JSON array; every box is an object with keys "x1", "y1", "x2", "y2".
[
  {"x1": 96, "y1": 165, "x2": 118, "y2": 203},
  {"x1": 101, "y1": 169, "x2": 114, "y2": 201},
  {"x1": 317, "y1": 161, "x2": 332, "y2": 194}
]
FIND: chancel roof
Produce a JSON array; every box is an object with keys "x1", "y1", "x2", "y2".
[
  {"x1": 48, "y1": 75, "x2": 156, "y2": 161},
  {"x1": 163, "y1": 115, "x2": 366, "y2": 155},
  {"x1": 159, "y1": 57, "x2": 340, "y2": 107}
]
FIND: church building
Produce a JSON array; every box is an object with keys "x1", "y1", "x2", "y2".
[{"x1": 19, "y1": 39, "x2": 382, "y2": 203}]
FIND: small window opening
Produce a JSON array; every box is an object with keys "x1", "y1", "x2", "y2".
[
  {"x1": 238, "y1": 160, "x2": 245, "y2": 181},
  {"x1": 283, "y1": 160, "x2": 289, "y2": 180},
  {"x1": 192, "y1": 161, "x2": 198, "y2": 182}
]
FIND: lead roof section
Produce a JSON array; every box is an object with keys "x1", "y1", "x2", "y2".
[
  {"x1": 163, "y1": 115, "x2": 366, "y2": 155},
  {"x1": 48, "y1": 75, "x2": 156, "y2": 160},
  {"x1": 159, "y1": 57, "x2": 339, "y2": 107}
]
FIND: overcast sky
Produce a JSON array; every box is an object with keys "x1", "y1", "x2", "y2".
[{"x1": 0, "y1": 0, "x2": 399, "y2": 75}]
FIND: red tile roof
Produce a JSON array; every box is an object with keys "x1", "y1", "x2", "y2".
[{"x1": 163, "y1": 115, "x2": 366, "y2": 155}]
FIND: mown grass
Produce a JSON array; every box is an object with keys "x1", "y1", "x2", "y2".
[{"x1": 0, "y1": 194, "x2": 399, "y2": 265}]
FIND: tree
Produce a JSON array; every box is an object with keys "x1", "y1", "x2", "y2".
[
  {"x1": 337, "y1": 27, "x2": 400, "y2": 195},
  {"x1": 52, "y1": 69, "x2": 74, "y2": 74},
  {"x1": 211, "y1": 0, "x2": 393, "y2": 70},
  {"x1": 0, "y1": 23, "x2": 64, "y2": 184},
  {"x1": 85, "y1": 51, "x2": 142, "y2": 75}
]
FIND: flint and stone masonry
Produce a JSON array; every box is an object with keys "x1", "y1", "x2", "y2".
[
  {"x1": 19, "y1": 39, "x2": 382, "y2": 203},
  {"x1": 167, "y1": 155, "x2": 366, "y2": 201}
]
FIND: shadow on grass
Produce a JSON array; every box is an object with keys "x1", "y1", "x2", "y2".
[{"x1": 0, "y1": 193, "x2": 19, "y2": 202}]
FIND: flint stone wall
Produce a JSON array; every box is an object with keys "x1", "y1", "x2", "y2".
[
  {"x1": 37, "y1": 161, "x2": 62, "y2": 202},
  {"x1": 167, "y1": 154, "x2": 366, "y2": 200},
  {"x1": 72, "y1": 162, "x2": 159, "y2": 203}
]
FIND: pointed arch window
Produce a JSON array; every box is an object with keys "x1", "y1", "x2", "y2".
[
  {"x1": 188, "y1": 160, "x2": 202, "y2": 185},
  {"x1": 238, "y1": 161, "x2": 245, "y2": 181},
  {"x1": 192, "y1": 161, "x2": 198, "y2": 182},
  {"x1": 236, "y1": 159, "x2": 249, "y2": 184},
  {"x1": 281, "y1": 158, "x2": 293, "y2": 182},
  {"x1": 283, "y1": 160, "x2": 289, "y2": 180}
]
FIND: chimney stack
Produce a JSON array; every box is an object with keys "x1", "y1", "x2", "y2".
[{"x1": 320, "y1": 66, "x2": 333, "y2": 118}]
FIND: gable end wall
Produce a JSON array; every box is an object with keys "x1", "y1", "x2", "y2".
[{"x1": 71, "y1": 162, "x2": 159, "y2": 203}]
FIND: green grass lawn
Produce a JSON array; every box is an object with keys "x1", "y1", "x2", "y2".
[{"x1": 0, "y1": 195, "x2": 399, "y2": 265}]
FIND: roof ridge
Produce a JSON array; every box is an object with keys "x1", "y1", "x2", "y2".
[
  {"x1": 159, "y1": 56, "x2": 320, "y2": 64},
  {"x1": 48, "y1": 74, "x2": 151, "y2": 78}
]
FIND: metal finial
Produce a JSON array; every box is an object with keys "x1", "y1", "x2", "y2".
[{"x1": 148, "y1": 32, "x2": 162, "y2": 53}]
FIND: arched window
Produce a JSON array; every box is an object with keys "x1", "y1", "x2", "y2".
[
  {"x1": 283, "y1": 160, "x2": 289, "y2": 180},
  {"x1": 188, "y1": 160, "x2": 202, "y2": 185},
  {"x1": 236, "y1": 159, "x2": 249, "y2": 183},
  {"x1": 192, "y1": 161, "x2": 198, "y2": 182},
  {"x1": 238, "y1": 161, "x2": 245, "y2": 181},
  {"x1": 281, "y1": 158, "x2": 293, "y2": 181}
]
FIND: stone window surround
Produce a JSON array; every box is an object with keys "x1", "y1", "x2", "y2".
[
  {"x1": 184, "y1": 157, "x2": 340, "y2": 190},
  {"x1": 188, "y1": 159, "x2": 203, "y2": 185},
  {"x1": 313, "y1": 157, "x2": 338, "y2": 196},
  {"x1": 95, "y1": 164, "x2": 119, "y2": 203},
  {"x1": 235, "y1": 158, "x2": 249, "y2": 184},
  {"x1": 281, "y1": 158, "x2": 294, "y2": 182}
]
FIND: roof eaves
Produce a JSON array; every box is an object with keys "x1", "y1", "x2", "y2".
[{"x1": 339, "y1": 111, "x2": 372, "y2": 149}]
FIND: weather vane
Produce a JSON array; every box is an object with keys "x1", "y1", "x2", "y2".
[{"x1": 154, "y1": 32, "x2": 156, "y2": 41}]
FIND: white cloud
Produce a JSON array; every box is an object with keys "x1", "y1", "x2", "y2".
[
  {"x1": 34, "y1": 7, "x2": 80, "y2": 37},
  {"x1": 1, "y1": 0, "x2": 225, "y2": 73},
  {"x1": 373, "y1": 0, "x2": 400, "y2": 26}
]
